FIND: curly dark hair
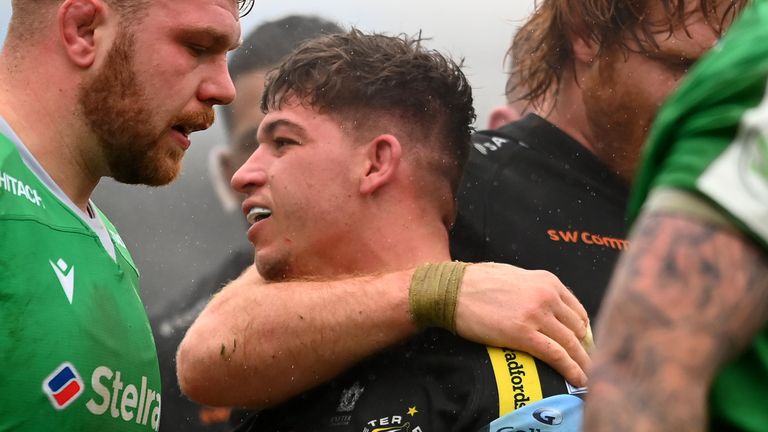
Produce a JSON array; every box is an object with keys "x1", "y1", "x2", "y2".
[
  {"x1": 262, "y1": 28, "x2": 476, "y2": 198},
  {"x1": 510, "y1": 0, "x2": 746, "y2": 109}
]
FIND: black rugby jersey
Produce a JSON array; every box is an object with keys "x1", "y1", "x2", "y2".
[
  {"x1": 451, "y1": 114, "x2": 629, "y2": 320},
  {"x1": 234, "y1": 329, "x2": 579, "y2": 432},
  {"x1": 152, "y1": 248, "x2": 254, "y2": 431}
]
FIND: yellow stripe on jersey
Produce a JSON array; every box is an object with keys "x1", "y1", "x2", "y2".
[{"x1": 486, "y1": 347, "x2": 543, "y2": 417}]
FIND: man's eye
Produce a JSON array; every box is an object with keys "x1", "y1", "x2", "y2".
[
  {"x1": 671, "y1": 56, "x2": 697, "y2": 71},
  {"x1": 274, "y1": 138, "x2": 297, "y2": 148},
  {"x1": 187, "y1": 44, "x2": 208, "y2": 56}
]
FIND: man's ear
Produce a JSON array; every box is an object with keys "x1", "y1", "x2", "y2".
[
  {"x1": 488, "y1": 105, "x2": 522, "y2": 129},
  {"x1": 571, "y1": 33, "x2": 598, "y2": 67},
  {"x1": 359, "y1": 134, "x2": 402, "y2": 195},
  {"x1": 59, "y1": 0, "x2": 106, "y2": 68}
]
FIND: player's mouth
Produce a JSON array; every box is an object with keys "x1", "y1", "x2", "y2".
[
  {"x1": 246, "y1": 206, "x2": 272, "y2": 225},
  {"x1": 170, "y1": 120, "x2": 213, "y2": 150},
  {"x1": 170, "y1": 124, "x2": 192, "y2": 150},
  {"x1": 171, "y1": 124, "x2": 191, "y2": 137}
]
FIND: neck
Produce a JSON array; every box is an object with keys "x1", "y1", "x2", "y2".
[
  {"x1": 357, "y1": 214, "x2": 452, "y2": 274},
  {"x1": 0, "y1": 48, "x2": 100, "y2": 212},
  {"x1": 542, "y1": 67, "x2": 597, "y2": 155},
  {"x1": 288, "y1": 201, "x2": 451, "y2": 281}
]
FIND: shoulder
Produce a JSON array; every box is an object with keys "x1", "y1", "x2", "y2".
[
  {"x1": 469, "y1": 124, "x2": 528, "y2": 163},
  {"x1": 465, "y1": 115, "x2": 567, "y2": 176},
  {"x1": 0, "y1": 135, "x2": 47, "y2": 214},
  {"x1": 460, "y1": 122, "x2": 534, "y2": 193}
]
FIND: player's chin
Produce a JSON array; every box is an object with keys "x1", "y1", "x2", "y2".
[
  {"x1": 255, "y1": 254, "x2": 289, "y2": 282},
  {"x1": 137, "y1": 151, "x2": 184, "y2": 186}
]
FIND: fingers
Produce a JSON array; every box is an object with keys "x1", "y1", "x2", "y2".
[
  {"x1": 524, "y1": 278, "x2": 592, "y2": 382},
  {"x1": 535, "y1": 270, "x2": 589, "y2": 340},
  {"x1": 455, "y1": 263, "x2": 593, "y2": 387},
  {"x1": 538, "y1": 310, "x2": 592, "y2": 379},
  {"x1": 522, "y1": 330, "x2": 589, "y2": 388},
  {"x1": 531, "y1": 274, "x2": 592, "y2": 383},
  {"x1": 551, "y1": 290, "x2": 590, "y2": 346}
]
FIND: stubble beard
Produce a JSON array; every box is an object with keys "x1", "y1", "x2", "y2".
[
  {"x1": 78, "y1": 27, "x2": 183, "y2": 186},
  {"x1": 255, "y1": 251, "x2": 292, "y2": 282},
  {"x1": 582, "y1": 54, "x2": 655, "y2": 184}
]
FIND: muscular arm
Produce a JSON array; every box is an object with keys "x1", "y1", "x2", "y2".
[
  {"x1": 177, "y1": 262, "x2": 590, "y2": 408},
  {"x1": 584, "y1": 212, "x2": 768, "y2": 431}
]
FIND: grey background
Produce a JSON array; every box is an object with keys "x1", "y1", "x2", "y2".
[{"x1": 0, "y1": 1, "x2": 535, "y2": 315}]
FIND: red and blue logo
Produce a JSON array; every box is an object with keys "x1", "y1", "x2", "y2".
[{"x1": 42, "y1": 362, "x2": 85, "y2": 410}]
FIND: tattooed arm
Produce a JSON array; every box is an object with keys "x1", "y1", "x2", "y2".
[{"x1": 583, "y1": 212, "x2": 768, "y2": 431}]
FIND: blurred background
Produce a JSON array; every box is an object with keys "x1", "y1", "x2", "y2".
[{"x1": 0, "y1": 1, "x2": 535, "y2": 315}]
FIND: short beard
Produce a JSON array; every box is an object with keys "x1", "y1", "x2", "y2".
[
  {"x1": 256, "y1": 256, "x2": 291, "y2": 282},
  {"x1": 581, "y1": 52, "x2": 652, "y2": 184},
  {"x1": 78, "y1": 27, "x2": 189, "y2": 186}
]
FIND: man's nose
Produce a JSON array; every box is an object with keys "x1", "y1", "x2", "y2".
[
  {"x1": 231, "y1": 148, "x2": 268, "y2": 194},
  {"x1": 198, "y1": 56, "x2": 236, "y2": 106}
]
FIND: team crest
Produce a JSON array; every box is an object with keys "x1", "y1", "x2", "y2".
[{"x1": 337, "y1": 381, "x2": 365, "y2": 412}]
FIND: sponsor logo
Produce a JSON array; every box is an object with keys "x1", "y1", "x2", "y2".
[
  {"x1": 504, "y1": 350, "x2": 534, "y2": 409},
  {"x1": 488, "y1": 394, "x2": 583, "y2": 432},
  {"x1": 43, "y1": 363, "x2": 161, "y2": 431},
  {"x1": 473, "y1": 136, "x2": 510, "y2": 155},
  {"x1": 546, "y1": 229, "x2": 629, "y2": 251},
  {"x1": 337, "y1": 381, "x2": 365, "y2": 412},
  {"x1": 0, "y1": 170, "x2": 44, "y2": 207},
  {"x1": 488, "y1": 347, "x2": 544, "y2": 416},
  {"x1": 198, "y1": 406, "x2": 232, "y2": 426},
  {"x1": 50, "y1": 258, "x2": 75, "y2": 304},
  {"x1": 43, "y1": 362, "x2": 85, "y2": 410},
  {"x1": 532, "y1": 407, "x2": 563, "y2": 425},
  {"x1": 85, "y1": 365, "x2": 161, "y2": 430}
]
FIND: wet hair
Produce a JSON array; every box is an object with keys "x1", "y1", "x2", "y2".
[
  {"x1": 261, "y1": 28, "x2": 476, "y2": 199},
  {"x1": 220, "y1": 15, "x2": 344, "y2": 132},
  {"x1": 509, "y1": 0, "x2": 746, "y2": 108}
]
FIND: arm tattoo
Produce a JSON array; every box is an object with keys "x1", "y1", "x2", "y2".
[{"x1": 584, "y1": 212, "x2": 768, "y2": 431}]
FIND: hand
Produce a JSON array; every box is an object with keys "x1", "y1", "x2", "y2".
[{"x1": 455, "y1": 262, "x2": 591, "y2": 387}]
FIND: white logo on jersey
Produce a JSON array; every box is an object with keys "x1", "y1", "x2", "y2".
[
  {"x1": 50, "y1": 258, "x2": 75, "y2": 304},
  {"x1": 86, "y1": 366, "x2": 161, "y2": 431},
  {"x1": 337, "y1": 381, "x2": 365, "y2": 412},
  {"x1": 472, "y1": 136, "x2": 510, "y2": 155},
  {"x1": 108, "y1": 229, "x2": 127, "y2": 249},
  {"x1": 0, "y1": 170, "x2": 43, "y2": 207}
]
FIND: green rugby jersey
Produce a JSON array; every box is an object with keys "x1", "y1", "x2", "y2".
[
  {"x1": 630, "y1": 1, "x2": 768, "y2": 429},
  {"x1": 630, "y1": 0, "x2": 768, "y2": 251},
  {"x1": 0, "y1": 122, "x2": 161, "y2": 431}
]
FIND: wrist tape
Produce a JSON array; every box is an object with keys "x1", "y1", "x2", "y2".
[{"x1": 408, "y1": 261, "x2": 469, "y2": 332}]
